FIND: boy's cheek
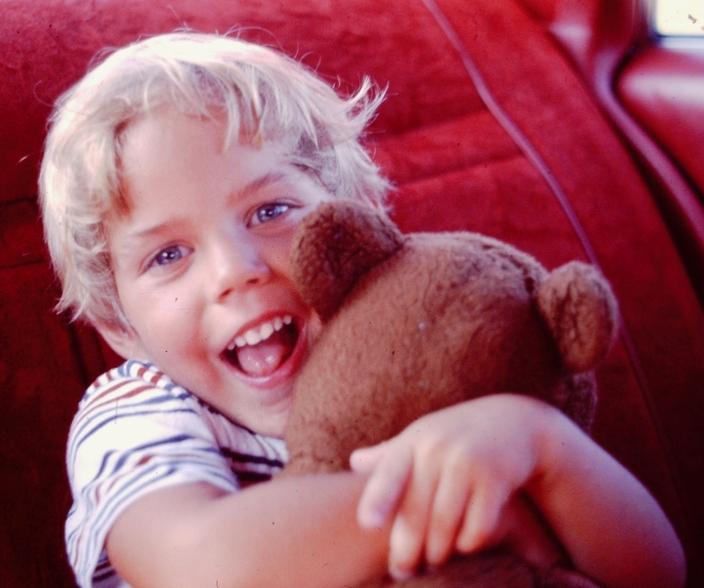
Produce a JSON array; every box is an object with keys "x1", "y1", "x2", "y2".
[{"x1": 95, "y1": 322, "x2": 150, "y2": 361}]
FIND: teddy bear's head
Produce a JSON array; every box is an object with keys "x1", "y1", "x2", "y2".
[{"x1": 284, "y1": 200, "x2": 618, "y2": 474}]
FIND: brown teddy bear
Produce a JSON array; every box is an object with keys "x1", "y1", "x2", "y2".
[{"x1": 283, "y1": 200, "x2": 618, "y2": 587}]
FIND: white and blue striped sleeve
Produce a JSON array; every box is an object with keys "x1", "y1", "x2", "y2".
[{"x1": 65, "y1": 363, "x2": 238, "y2": 587}]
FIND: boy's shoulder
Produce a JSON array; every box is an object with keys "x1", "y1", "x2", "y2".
[
  {"x1": 69, "y1": 358, "x2": 288, "y2": 479},
  {"x1": 74, "y1": 359, "x2": 202, "y2": 432},
  {"x1": 85, "y1": 358, "x2": 187, "y2": 400}
]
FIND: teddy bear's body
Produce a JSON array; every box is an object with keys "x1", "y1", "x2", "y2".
[{"x1": 283, "y1": 201, "x2": 617, "y2": 587}]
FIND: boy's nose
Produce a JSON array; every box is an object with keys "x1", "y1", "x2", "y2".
[{"x1": 207, "y1": 236, "x2": 272, "y2": 301}]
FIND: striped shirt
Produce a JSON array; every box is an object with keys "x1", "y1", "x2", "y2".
[{"x1": 65, "y1": 359, "x2": 288, "y2": 587}]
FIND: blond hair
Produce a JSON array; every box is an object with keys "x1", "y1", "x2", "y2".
[{"x1": 39, "y1": 31, "x2": 388, "y2": 330}]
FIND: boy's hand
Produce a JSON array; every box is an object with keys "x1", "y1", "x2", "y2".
[{"x1": 350, "y1": 394, "x2": 563, "y2": 580}]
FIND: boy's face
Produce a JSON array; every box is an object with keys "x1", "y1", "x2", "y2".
[{"x1": 101, "y1": 109, "x2": 331, "y2": 437}]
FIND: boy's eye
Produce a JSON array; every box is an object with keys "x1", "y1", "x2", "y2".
[
  {"x1": 148, "y1": 244, "x2": 191, "y2": 269},
  {"x1": 251, "y1": 202, "x2": 292, "y2": 226}
]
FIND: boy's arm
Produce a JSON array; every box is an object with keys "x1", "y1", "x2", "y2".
[
  {"x1": 107, "y1": 472, "x2": 389, "y2": 588},
  {"x1": 528, "y1": 406, "x2": 686, "y2": 588},
  {"x1": 352, "y1": 394, "x2": 686, "y2": 588}
]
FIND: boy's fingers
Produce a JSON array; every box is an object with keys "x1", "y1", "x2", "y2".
[
  {"x1": 456, "y1": 483, "x2": 508, "y2": 553},
  {"x1": 388, "y1": 448, "x2": 441, "y2": 578},
  {"x1": 356, "y1": 444, "x2": 412, "y2": 529},
  {"x1": 349, "y1": 442, "x2": 387, "y2": 474},
  {"x1": 424, "y1": 459, "x2": 472, "y2": 566},
  {"x1": 388, "y1": 515, "x2": 421, "y2": 580}
]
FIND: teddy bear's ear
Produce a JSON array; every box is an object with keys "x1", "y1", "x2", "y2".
[
  {"x1": 291, "y1": 200, "x2": 403, "y2": 320},
  {"x1": 536, "y1": 261, "x2": 619, "y2": 373}
]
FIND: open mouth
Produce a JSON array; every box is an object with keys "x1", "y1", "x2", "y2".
[{"x1": 221, "y1": 314, "x2": 301, "y2": 379}]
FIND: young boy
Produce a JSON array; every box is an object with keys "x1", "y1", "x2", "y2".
[{"x1": 40, "y1": 32, "x2": 685, "y2": 588}]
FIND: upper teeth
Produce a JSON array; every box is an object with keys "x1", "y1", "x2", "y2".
[{"x1": 227, "y1": 315, "x2": 293, "y2": 350}]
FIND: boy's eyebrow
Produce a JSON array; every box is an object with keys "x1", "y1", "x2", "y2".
[
  {"x1": 120, "y1": 220, "x2": 182, "y2": 246},
  {"x1": 124, "y1": 172, "x2": 294, "y2": 241},
  {"x1": 235, "y1": 171, "x2": 290, "y2": 200}
]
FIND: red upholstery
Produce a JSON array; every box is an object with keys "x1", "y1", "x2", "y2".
[
  {"x1": 540, "y1": 0, "x2": 704, "y2": 301},
  {"x1": 619, "y1": 47, "x2": 704, "y2": 195},
  {"x1": 1, "y1": 1, "x2": 702, "y2": 586}
]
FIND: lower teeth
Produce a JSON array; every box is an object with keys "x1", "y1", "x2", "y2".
[{"x1": 225, "y1": 323, "x2": 298, "y2": 376}]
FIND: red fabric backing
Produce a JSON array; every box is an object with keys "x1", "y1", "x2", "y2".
[
  {"x1": 1, "y1": 0, "x2": 702, "y2": 586},
  {"x1": 618, "y1": 46, "x2": 704, "y2": 192}
]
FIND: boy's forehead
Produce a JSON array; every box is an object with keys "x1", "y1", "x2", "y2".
[
  {"x1": 121, "y1": 109, "x2": 222, "y2": 154},
  {"x1": 120, "y1": 108, "x2": 294, "y2": 168},
  {"x1": 112, "y1": 113, "x2": 312, "y2": 219},
  {"x1": 122, "y1": 104, "x2": 293, "y2": 152}
]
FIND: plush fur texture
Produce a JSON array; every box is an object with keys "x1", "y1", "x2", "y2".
[{"x1": 283, "y1": 200, "x2": 618, "y2": 586}]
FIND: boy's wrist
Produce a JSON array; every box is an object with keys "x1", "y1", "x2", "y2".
[{"x1": 525, "y1": 398, "x2": 575, "y2": 498}]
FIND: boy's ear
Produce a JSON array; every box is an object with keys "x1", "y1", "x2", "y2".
[
  {"x1": 94, "y1": 321, "x2": 147, "y2": 360},
  {"x1": 291, "y1": 201, "x2": 403, "y2": 321}
]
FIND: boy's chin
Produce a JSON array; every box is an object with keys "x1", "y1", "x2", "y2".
[
  {"x1": 250, "y1": 407, "x2": 291, "y2": 439},
  {"x1": 230, "y1": 390, "x2": 293, "y2": 439}
]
